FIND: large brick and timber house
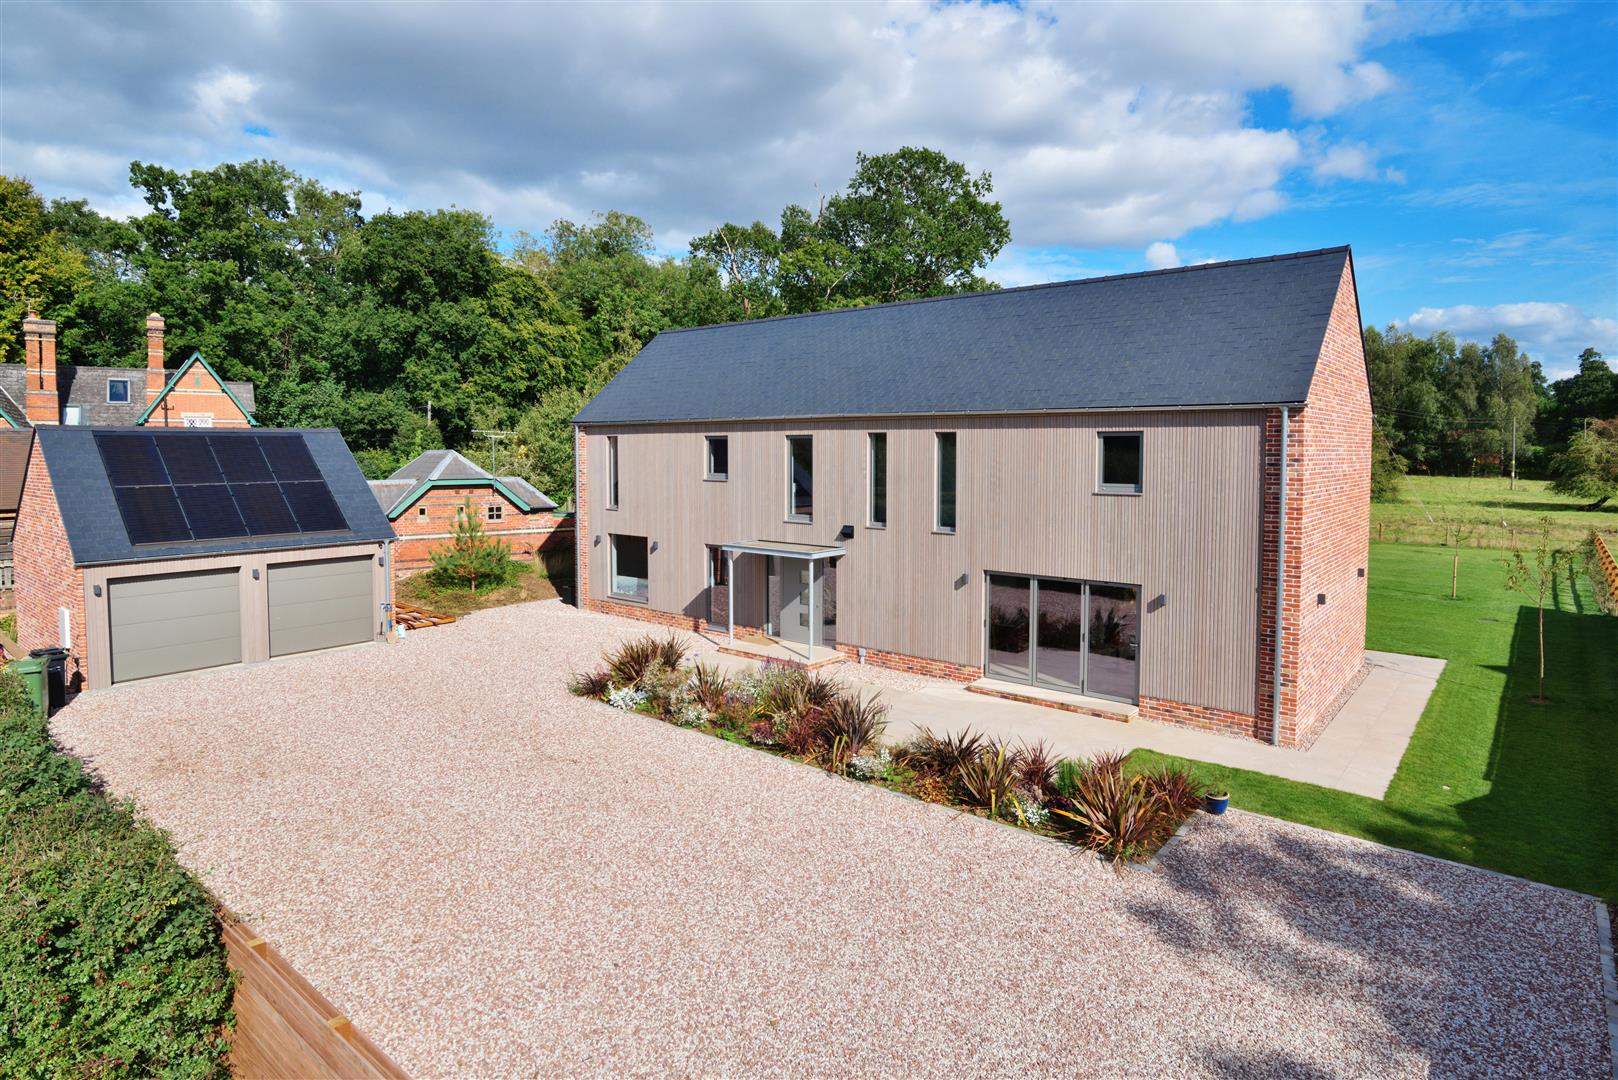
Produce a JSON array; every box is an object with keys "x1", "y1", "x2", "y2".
[
  {"x1": 571, "y1": 247, "x2": 1372, "y2": 748},
  {"x1": 2, "y1": 313, "x2": 256, "y2": 430},
  {"x1": 369, "y1": 450, "x2": 572, "y2": 574}
]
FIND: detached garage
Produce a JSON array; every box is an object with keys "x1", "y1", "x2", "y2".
[{"x1": 13, "y1": 426, "x2": 397, "y2": 692}]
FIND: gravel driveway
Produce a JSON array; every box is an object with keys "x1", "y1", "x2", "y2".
[{"x1": 53, "y1": 600, "x2": 1611, "y2": 1078}]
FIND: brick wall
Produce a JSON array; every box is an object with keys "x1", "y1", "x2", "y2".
[
  {"x1": 143, "y1": 359, "x2": 251, "y2": 428},
  {"x1": 833, "y1": 642, "x2": 981, "y2": 682},
  {"x1": 1283, "y1": 255, "x2": 1372, "y2": 745},
  {"x1": 387, "y1": 486, "x2": 573, "y2": 571},
  {"x1": 13, "y1": 438, "x2": 87, "y2": 689}
]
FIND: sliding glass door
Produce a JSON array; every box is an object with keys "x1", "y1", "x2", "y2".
[{"x1": 983, "y1": 574, "x2": 1140, "y2": 702}]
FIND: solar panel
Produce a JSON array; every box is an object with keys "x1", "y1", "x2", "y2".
[
  {"x1": 99, "y1": 433, "x2": 169, "y2": 486},
  {"x1": 112, "y1": 485, "x2": 192, "y2": 545},
  {"x1": 280, "y1": 482, "x2": 348, "y2": 533},
  {"x1": 210, "y1": 436, "x2": 273, "y2": 483},
  {"x1": 94, "y1": 431, "x2": 354, "y2": 547},
  {"x1": 230, "y1": 483, "x2": 300, "y2": 536},
  {"x1": 174, "y1": 484, "x2": 249, "y2": 540},
  {"x1": 258, "y1": 436, "x2": 321, "y2": 482},
  {"x1": 157, "y1": 437, "x2": 224, "y2": 485}
]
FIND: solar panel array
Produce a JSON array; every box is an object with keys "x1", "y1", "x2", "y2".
[{"x1": 94, "y1": 432, "x2": 349, "y2": 546}]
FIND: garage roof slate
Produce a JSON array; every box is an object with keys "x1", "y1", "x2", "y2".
[
  {"x1": 37, "y1": 426, "x2": 396, "y2": 566},
  {"x1": 574, "y1": 247, "x2": 1352, "y2": 425}
]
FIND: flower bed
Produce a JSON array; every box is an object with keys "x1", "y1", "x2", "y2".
[{"x1": 571, "y1": 634, "x2": 1205, "y2": 865}]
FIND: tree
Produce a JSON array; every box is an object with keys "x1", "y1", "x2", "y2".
[
  {"x1": 688, "y1": 220, "x2": 783, "y2": 320},
  {"x1": 0, "y1": 176, "x2": 90, "y2": 360},
  {"x1": 429, "y1": 498, "x2": 515, "y2": 592},
  {"x1": 1503, "y1": 516, "x2": 1565, "y2": 704},
  {"x1": 1370, "y1": 418, "x2": 1406, "y2": 502},
  {"x1": 1550, "y1": 418, "x2": 1618, "y2": 510},
  {"x1": 1440, "y1": 515, "x2": 1483, "y2": 598},
  {"x1": 1537, "y1": 350, "x2": 1618, "y2": 450}
]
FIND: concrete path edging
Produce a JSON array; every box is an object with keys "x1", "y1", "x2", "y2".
[{"x1": 1596, "y1": 902, "x2": 1618, "y2": 1080}]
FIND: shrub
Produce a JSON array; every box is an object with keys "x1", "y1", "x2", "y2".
[
  {"x1": 816, "y1": 692, "x2": 888, "y2": 764},
  {"x1": 956, "y1": 742, "x2": 1021, "y2": 817},
  {"x1": 845, "y1": 748, "x2": 893, "y2": 781},
  {"x1": 605, "y1": 685, "x2": 648, "y2": 711},
  {"x1": 1015, "y1": 740, "x2": 1058, "y2": 797},
  {"x1": 689, "y1": 663, "x2": 731, "y2": 713},
  {"x1": 0, "y1": 668, "x2": 234, "y2": 1076},
  {"x1": 427, "y1": 498, "x2": 516, "y2": 592},
  {"x1": 605, "y1": 634, "x2": 691, "y2": 689},
  {"x1": 568, "y1": 668, "x2": 612, "y2": 699},
  {"x1": 637, "y1": 660, "x2": 684, "y2": 717},
  {"x1": 900, "y1": 726, "x2": 985, "y2": 780},
  {"x1": 1051, "y1": 763, "x2": 1174, "y2": 865},
  {"x1": 1138, "y1": 763, "x2": 1206, "y2": 819}
]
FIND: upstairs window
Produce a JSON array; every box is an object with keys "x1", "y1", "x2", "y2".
[
  {"x1": 606, "y1": 436, "x2": 620, "y2": 509},
  {"x1": 706, "y1": 436, "x2": 728, "y2": 481},
  {"x1": 1098, "y1": 432, "x2": 1143, "y2": 494},
  {"x1": 106, "y1": 378, "x2": 130, "y2": 404},
  {"x1": 610, "y1": 534, "x2": 649, "y2": 601},
  {"x1": 486, "y1": 503, "x2": 504, "y2": 522},
  {"x1": 935, "y1": 432, "x2": 957, "y2": 533},
  {"x1": 786, "y1": 435, "x2": 813, "y2": 521},
  {"x1": 868, "y1": 433, "x2": 887, "y2": 528}
]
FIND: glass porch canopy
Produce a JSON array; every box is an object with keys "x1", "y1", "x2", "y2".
[{"x1": 717, "y1": 539, "x2": 846, "y2": 658}]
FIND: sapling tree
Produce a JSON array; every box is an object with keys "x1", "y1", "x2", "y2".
[
  {"x1": 1442, "y1": 515, "x2": 1484, "y2": 599},
  {"x1": 1503, "y1": 515, "x2": 1564, "y2": 704},
  {"x1": 429, "y1": 498, "x2": 515, "y2": 593}
]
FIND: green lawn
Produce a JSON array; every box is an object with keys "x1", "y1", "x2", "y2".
[
  {"x1": 1134, "y1": 542, "x2": 1618, "y2": 900},
  {"x1": 1371, "y1": 474, "x2": 1617, "y2": 549}
]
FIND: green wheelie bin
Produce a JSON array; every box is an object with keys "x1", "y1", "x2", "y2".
[{"x1": 8, "y1": 655, "x2": 47, "y2": 719}]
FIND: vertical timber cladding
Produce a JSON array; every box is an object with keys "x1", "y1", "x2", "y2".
[
  {"x1": 109, "y1": 569, "x2": 243, "y2": 684},
  {"x1": 268, "y1": 557, "x2": 376, "y2": 657}
]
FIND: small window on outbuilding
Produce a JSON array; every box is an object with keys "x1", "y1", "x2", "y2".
[
  {"x1": 1098, "y1": 432, "x2": 1143, "y2": 494},
  {"x1": 418, "y1": 506, "x2": 428, "y2": 516},
  {"x1": 107, "y1": 378, "x2": 130, "y2": 404},
  {"x1": 706, "y1": 436, "x2": 728, "y2": 481},
  {"x1": 486, "y1": 503, "x2": 503, "y2": 522}
]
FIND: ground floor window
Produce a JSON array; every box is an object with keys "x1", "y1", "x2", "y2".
[
  {"x1": 986, "y1": 573, "x2": 1139, "y2": 702},
  {"x1": 610, "y1": 534, "x2": 649, "y2": 601}
]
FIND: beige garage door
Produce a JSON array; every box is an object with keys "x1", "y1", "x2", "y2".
[
  {"x1": 109, "y1": 569, "x2": 243, "y2": 684},
  {"x1": 268, "y1": 557, "x2": 375, "y2": 658}
]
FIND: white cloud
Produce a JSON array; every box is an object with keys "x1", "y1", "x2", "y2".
[
  {"x1": 1313, "y1": 142, "x2": 1402, "y2": 183},
  {"x1": 1401, "y1": 302, "x2": 1618, "y2": 374},
  {"x1": 0, "y1": 0, "x2": 1407, "y2": 249},
  {"x1": 1145, "y1": 242, "x2": 1180, "y2": 270},
  {"x1": 192, "y1": 68, "x2": 258, "y2": 126}
]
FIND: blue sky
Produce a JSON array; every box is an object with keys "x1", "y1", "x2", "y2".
[{"x1": 2, "y1": 0, "x2": 1613, "y2": 377}]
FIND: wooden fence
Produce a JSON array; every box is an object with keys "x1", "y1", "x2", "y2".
[
  {"x1": 224, "y1": 917, "x2": 407, "y2": 1079},
  {"x1": 1594, "y1": 533, "x2": 1618, "y2": 603}
]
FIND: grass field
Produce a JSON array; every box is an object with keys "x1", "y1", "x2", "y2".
[
  {"x1": 1134, "y1": 542, "x2": 1618, "y2": 901},
  {"x1": 1371, "y1": 474, "x2": 1617, "y2": 548}
]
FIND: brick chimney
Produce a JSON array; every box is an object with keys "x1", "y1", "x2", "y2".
[
  {"x1": 23, "y1": 312, "x2": 59, "y2": 425},
  {"x1": 145, "y1": 312, "x2": 167, "y2": 403}
]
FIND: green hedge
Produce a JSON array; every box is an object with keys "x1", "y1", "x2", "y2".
[{"x1": 0, "y1": 670, "x2": 234, "y2": 1077}]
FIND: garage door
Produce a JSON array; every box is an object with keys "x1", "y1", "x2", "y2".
[
  {"x1": 268, "y1": 557, "x2": 375, "y2": 658},
  {"x1": 109, "y1": 570, "x2": 242, "y2": 684}
]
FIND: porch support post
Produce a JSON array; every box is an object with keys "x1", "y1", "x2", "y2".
[
  {"x1": 726, "y1": 550, "x2": 735, "y2": 643},
  {"x1": 806, "y1": 558, "x2": 816, "y2": 662}
]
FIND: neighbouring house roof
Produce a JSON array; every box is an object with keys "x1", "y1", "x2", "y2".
[
  {"x1": 368, "y1": 449, "x2": 558, "y2": 520},
  {"x1": 575, "y1": 247, "x2": 1354, "y2": 426},
  {"x1": 33, "y1": 427, "x2": 394, "y2": 566},
  {"x1": 0, "y1": 356, "x2": 257, "y2": 428},
  {"x1": 0, "y1": 431, "x2": 31, "y2": 515}
]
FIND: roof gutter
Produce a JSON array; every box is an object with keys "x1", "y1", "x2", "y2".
[
  {"x1": 573, "y1": 400, "x2": 1312, "y2": 428},
  {"x1": 1271, "y1": 406, "x2": 1290, "y2": 746}
]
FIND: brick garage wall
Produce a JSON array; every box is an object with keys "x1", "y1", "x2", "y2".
[
  {"x1": 13, "y1": 438, "x2": 87, "y2": 689},
  {"x1": 388, "y1": 487, "x2": 573, "y2": 571},
  {"x1": 1279, "y1": 257, "x2": 1372, "y2": 746}
]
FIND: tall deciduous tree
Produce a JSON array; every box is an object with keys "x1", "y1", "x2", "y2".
[
  {"x1": 1550, "y1": 418, "x2": 1618, "y2": 510},
  {"x1": 0, "y1": 176, "x2": 89, "y2": 360}
]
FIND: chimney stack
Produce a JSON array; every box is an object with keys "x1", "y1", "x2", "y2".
[
  {"x1": 23, "y1": 312, "x2": 59, "y2": 425},
  {"x1": 145, "y1": 313, "x2": 167, "y2": 402}
]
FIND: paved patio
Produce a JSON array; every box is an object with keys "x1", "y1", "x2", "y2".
[{"x1": 52, "y1": 601, "x2": 1608, "y2": 1078}]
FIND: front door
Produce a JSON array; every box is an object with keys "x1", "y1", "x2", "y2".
[{"x1": 777, "y1": 557, "x2": 815, "y2": 645}]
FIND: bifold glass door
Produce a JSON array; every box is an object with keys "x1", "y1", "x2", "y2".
[{"x1": 984, "y1": 574, "x2": 1140, "y2": 702}]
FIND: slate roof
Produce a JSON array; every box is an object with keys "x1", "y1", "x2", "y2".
[
  {"x1": 575, "y1": 247, "x2": 1355, "y2": 425},
  {"x1": 368, "y1": 449, "x2": 558, "y2": 517},
  {"x1": 35, "y1": 427, "x2": 395, "y2": 566},
  {"x1": 0, "y1": 364, "x2": 257, "y2": 427}
]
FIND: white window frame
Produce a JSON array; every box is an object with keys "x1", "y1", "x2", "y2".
[
  {"x1": 1096, "y1": 431, "x2": 1144, "y2": 495},
  {"x1": 62, "y1": 405, "x2": 84, "y2": 426},
  {"x1": 106, "y1": 378, "x2": 131, "y2": 404}
]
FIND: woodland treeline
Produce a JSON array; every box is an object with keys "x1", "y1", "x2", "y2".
[{"x1": 2, "y1": 153, "x2": 1613, "y2": 507}]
